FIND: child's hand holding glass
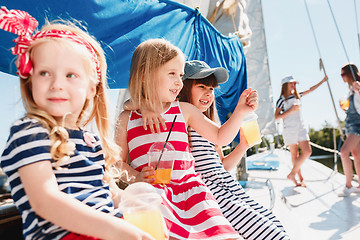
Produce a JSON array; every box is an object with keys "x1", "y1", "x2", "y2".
[
  {"x1": 237, "y1": 88, "x2": 259, "y2": 114},
  {"x1": 136, "y1": 166, "x2": 156, "y2": 184}
]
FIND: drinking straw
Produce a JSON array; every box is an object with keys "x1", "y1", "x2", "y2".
[{"x1": 155, "y1": 115, "x2": 177, "y2": 170}]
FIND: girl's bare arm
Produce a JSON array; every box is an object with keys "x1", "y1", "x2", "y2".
[
  {"x1": 302, "y1": 75, "x2": 328, "y2": 96},
  {"x1": 274, "y1": 106, "x2": 298, "y2": 120},
  {"x1": 183, "y1": 89, "x2": 258, "y2": 146},
  {"x1": 123, "y1": 99, "x2": 166, "y2": 133},
  {"x1": 114, "y1": 110, "x2": 155, "y2": 184},
  {"x1": 218, "y1": 129, "x2": 250, "y2": 171}
]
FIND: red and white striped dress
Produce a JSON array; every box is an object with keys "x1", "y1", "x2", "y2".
[{"x1": 127, "y1": 101, "x2": 240, "y2": 240}]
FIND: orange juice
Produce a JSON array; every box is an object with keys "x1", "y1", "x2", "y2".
[
  {"x1": 148, "y1": 150, "x2": 176, "y2": 185},
  {"x1": 340, "y1": 99, "x2": 349, "y2": 111},
  {"x1": 154, "y1": 168, "x2": 172, "y2": 184},
  {"x1": 241, "y1": 120, "x2": 262, "y2": 146},
  {"x1": 124, "y1": 209, "x2": 165, "y2": 240}
]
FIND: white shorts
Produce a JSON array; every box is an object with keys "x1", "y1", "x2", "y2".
[{"x1": 283, "y1": 127, "x2": 310, "y2": 145}]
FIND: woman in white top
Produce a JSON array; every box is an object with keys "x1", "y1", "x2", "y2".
[{"x1": 275, "y1": 75, "x2": 327, "y2": 187}]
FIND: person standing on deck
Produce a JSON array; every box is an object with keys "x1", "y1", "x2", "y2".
[
  {"x1": 275, "y1": 75, "x2": 328, "y2": 187},
  {"x1": 338, "y1": 63, "x2": 360, "y2": 197}
]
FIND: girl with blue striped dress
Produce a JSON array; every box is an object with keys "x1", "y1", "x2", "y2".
[
  {"x1": 0, "y1": 7, "x2": 154, "y2": 240},
  {"x1": 176, "y1": 60, "x2": 290, "y2": 240}
]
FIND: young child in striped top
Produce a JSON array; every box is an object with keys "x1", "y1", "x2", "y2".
[
  {"x1": 178, "y1": 60, "x2": 289, "y2": 240},
  {"x1": 0, "y1": 7, "x2": 154, "y2": 240},
  {"x1": 115, "y1": 39, "x2": 257, "y2": 240}
]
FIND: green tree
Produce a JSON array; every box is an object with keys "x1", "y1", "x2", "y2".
[{"x1": 308, "y1": 121, "x2": 343, "y2": 156}]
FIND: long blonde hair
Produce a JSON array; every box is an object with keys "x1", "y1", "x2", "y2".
[
  {"x1": 20, "y1": 20, "x2": 120, "y2": 172},
  {"x1": 128, "y1": 39, "x2": 184, "y2": 112}
]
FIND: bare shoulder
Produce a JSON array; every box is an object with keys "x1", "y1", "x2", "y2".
[
  {"x1": 114, "y1": 111, "x2": 131, "y2": 160},
  {"x1": 117, "y1": 110, "x2": 131, "y2": 123},
  {"x1": 179, "y1": 101, "x2": 196, "y2": 112},
  {"x1": 179, "y1": 101, "x2": 197, "y2": 120},
  {"x1": 115, "y1": 111, "x2": 131, "y2": 137}
]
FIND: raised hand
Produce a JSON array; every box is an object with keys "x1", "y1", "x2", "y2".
[{"x1": 237, "y1": 88, "x2": 259, "y2": 113}]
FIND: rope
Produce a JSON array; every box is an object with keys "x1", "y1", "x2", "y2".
[
  {"x1": 309, "y1": 141, "x2": 354, "y2": 161},
  {"x1": 309, "y1": 141, "x2": 338, "y2": 154},
  {"x1": 304, "y1": 0, "x2": 322, "y2": 58},
  {"x1": 326, "y1": 0, "x2": 351, "y2": 63},
  {"x1": 303, "y1": 0, "x2": 344, "y2": 140},
  {"x1": 326, "y1": 0, "x2": 357, "y2": 83}
]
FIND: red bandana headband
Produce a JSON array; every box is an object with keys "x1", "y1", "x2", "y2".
[{"x1": 0, "y1": 6, "x2": 101, "y2": 80}]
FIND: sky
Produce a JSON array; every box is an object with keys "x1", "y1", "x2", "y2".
[
  {"x1": 262, "y1": 0, "x2": 359, "y2": 132},
  {"x1": 0, "y1": 0, "x2": 359, "y2": 152}
]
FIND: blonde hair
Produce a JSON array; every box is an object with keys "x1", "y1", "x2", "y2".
[
  {"x1": 20, "y1": 20, "x2": 120, "y2": 173},
  {"x1": 128, "y1": 39, "x2": 184, "y2": 112},
  {"x1": 341, "y1": 63, "x2": 360, "y2": 89},
  {"x1": 280, "y1": 82, "x2": 300, "y2": 99}
]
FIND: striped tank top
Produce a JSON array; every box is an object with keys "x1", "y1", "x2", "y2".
[
  {"x1": 127, "y1": 101, "x2": 240, "y2": 240},
  {"x1": 190, "y1": 128, "x2": 290, "y2": 239}
]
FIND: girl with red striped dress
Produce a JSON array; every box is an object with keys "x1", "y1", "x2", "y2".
[{"x1": 115, "y1": 38, "x2": 258, "y2": 240}]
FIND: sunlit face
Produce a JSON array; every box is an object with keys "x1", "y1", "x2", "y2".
[
  {"x1": 287, "y1": 82, "x2": 296, "y2": 94},
  {"x1": 155, "y1": 54, "x2": 184, "y2": 104},
  {"x1": 190, "y1": 83, "x2": 215, "y2": 113},
  {"x1": 31, "y1": 41, "x2": 96, "y2": 128}
]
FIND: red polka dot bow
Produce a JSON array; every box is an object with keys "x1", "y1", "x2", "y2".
[{"x1": 0, "y1": 6, "x2": 101, "y2": 80}]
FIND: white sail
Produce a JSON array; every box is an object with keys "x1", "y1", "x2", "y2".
[
  {"x1": 175, "y1": 0, "x2": 276, "y2": 136},
  {"x1": 117, "y1": 1, "x2": 277, "y2": 136},
  {"x1": 206, "y1": 0, "x2": 252, "y2": 52},
  {"x1": 244, "y1": 0, "x2": 277, "y2": 135}
]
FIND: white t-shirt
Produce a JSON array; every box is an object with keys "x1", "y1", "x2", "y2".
[
  {"x1": 354, "y1": 90, "x2": 360, "y2": 113},
  {"x1": 276, "y1": 94, "x2": 305, "y2": 131}
]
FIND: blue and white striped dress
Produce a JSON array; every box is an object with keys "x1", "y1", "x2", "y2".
[
  {"x1": 190, "y1": 128, "x2": 289, "y2": 240},
  {"x1": 0, "y1": 118, "x2": 120, "y2": 240}
]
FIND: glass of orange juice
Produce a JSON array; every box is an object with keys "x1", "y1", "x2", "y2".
[
  {"x1": 339, "y1": 95, "x2": 350, "y2": 111},
  {"x1": 119, "y1": 182, "x2": 166, "y2": 240},
  {"x1": 241, "y1": 112, "x2": 262, "y2": 146},
  {"x1": 147, "y1": 142, "x2": 175, "y2": 185}
]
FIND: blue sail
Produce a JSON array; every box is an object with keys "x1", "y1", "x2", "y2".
[{"x1": 0, "y1": 0, "x2": 247, "y2": 125}]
